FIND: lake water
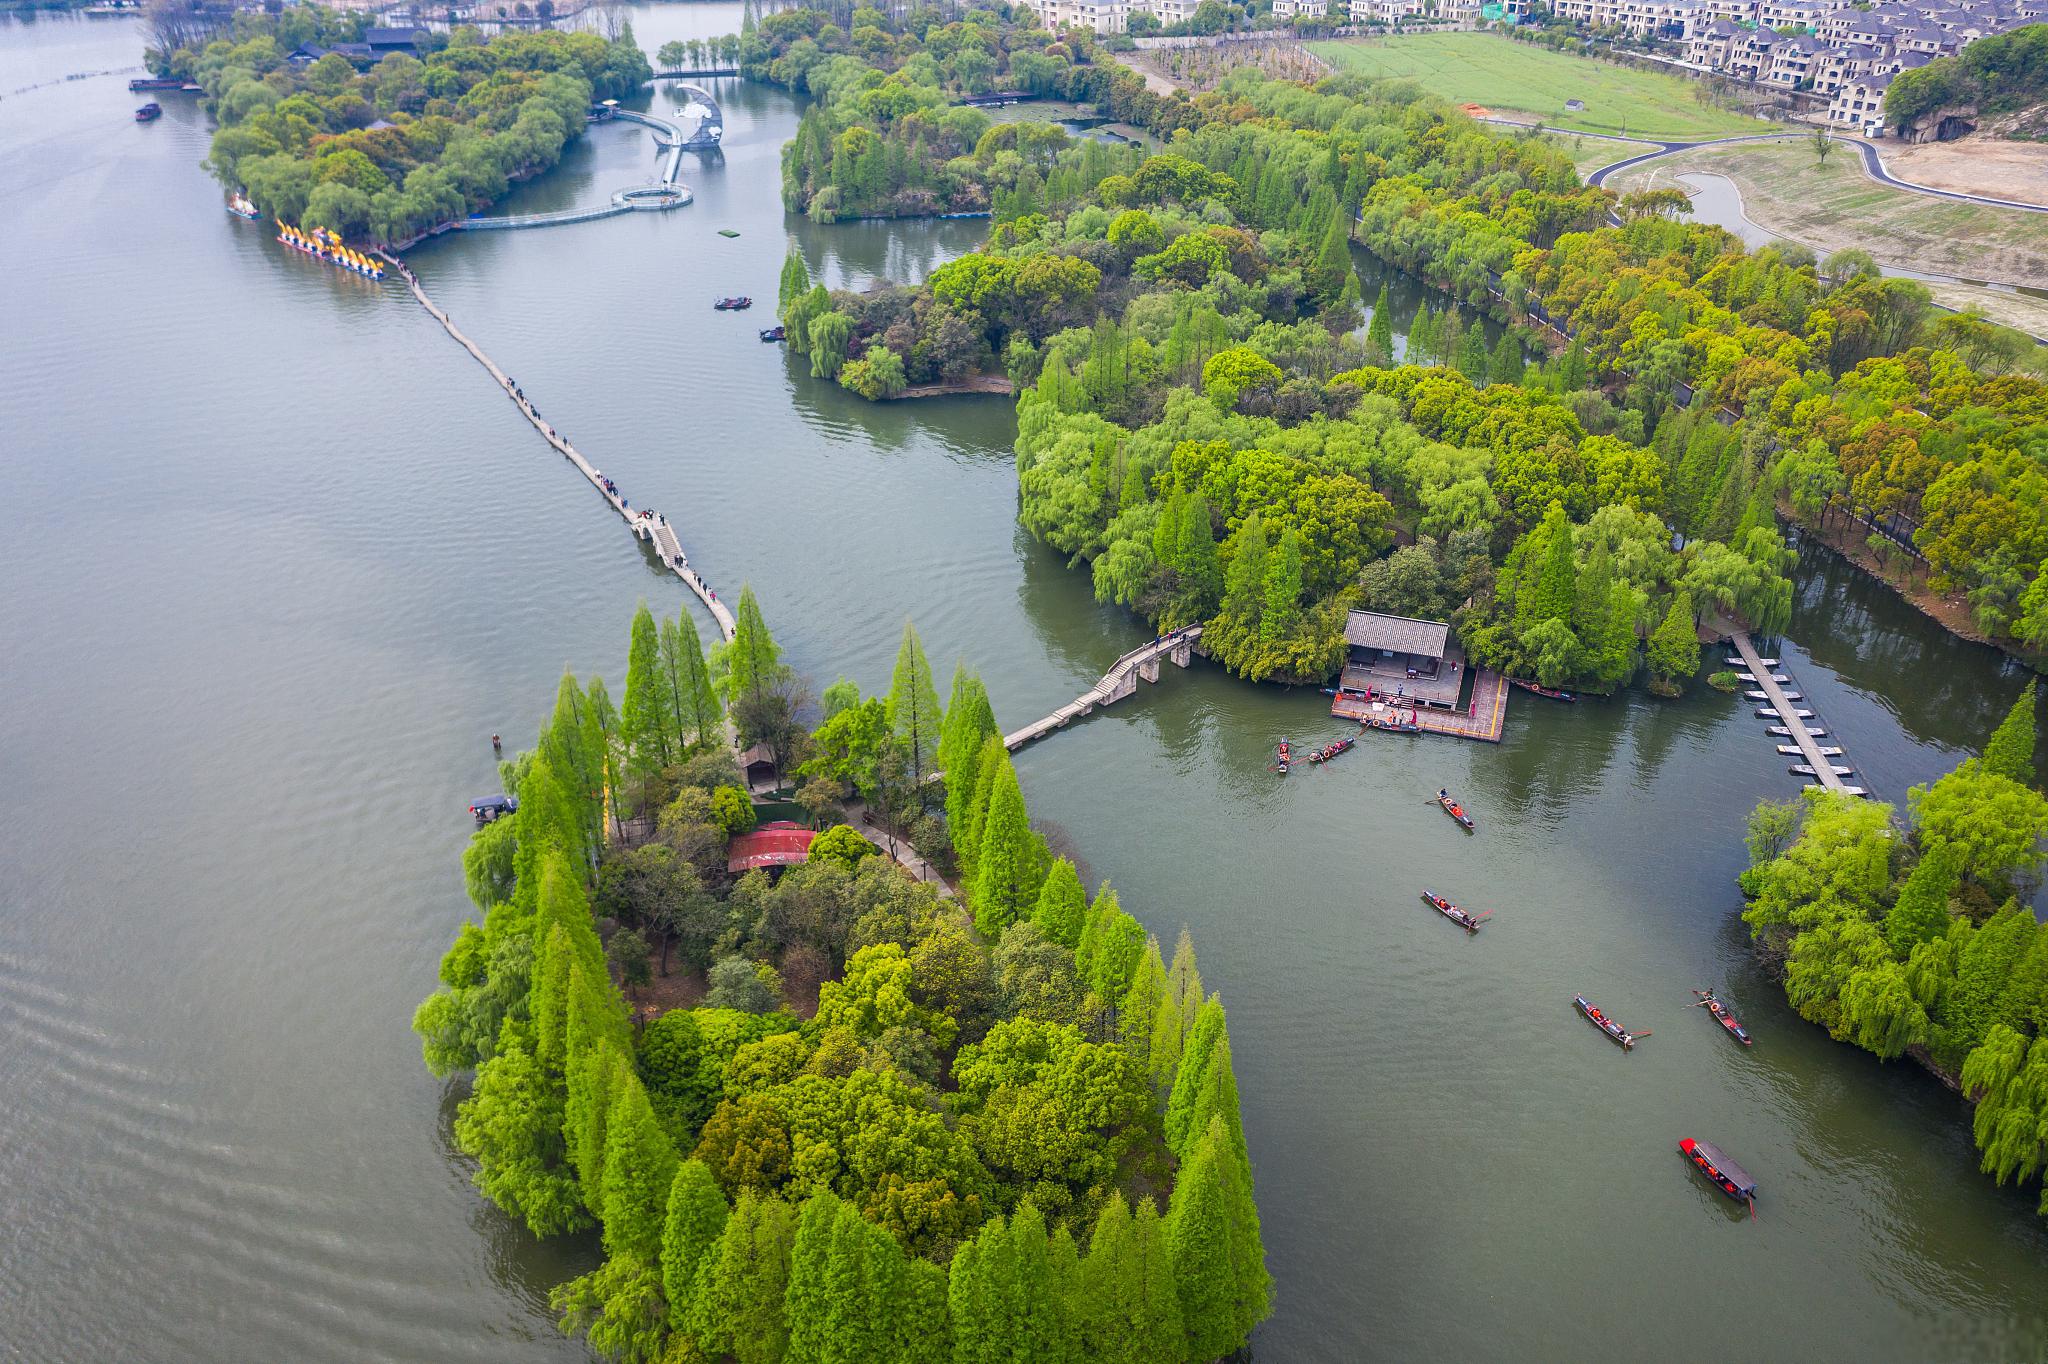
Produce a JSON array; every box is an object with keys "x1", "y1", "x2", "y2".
[{"x1": 5, "y1": 10, "x2": 2048, "y2": 1360}]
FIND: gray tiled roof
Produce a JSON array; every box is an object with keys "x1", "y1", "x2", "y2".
[{"x1": 1344, "y1": 611, "x2": 1451, "y2": 658}]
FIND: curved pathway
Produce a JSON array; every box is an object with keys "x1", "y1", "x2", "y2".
[
  {"x1": 1003, "y1": 628, "x2": 1203, "y2": 751},
  {"x1": 1578, "y1": 129, "x2": 2048, "y2": 215},
  {"x1": 450, "y1": 104, "x2": 706, "y2": 235},
  {"x1": 378, "y1": 251, "x2": 736, "y2": 641}
]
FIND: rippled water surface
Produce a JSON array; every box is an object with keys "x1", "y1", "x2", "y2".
[{"x1": 6, "y1": 11, "x2": 2048, "y2": 1360}]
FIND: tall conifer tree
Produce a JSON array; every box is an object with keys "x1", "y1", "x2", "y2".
[
  {"x1": 600, "y1": 1074, "x2": 680, "y2": 1260},
  {"x1": 1167, "y1": 1115, "x2": 1270, "y2": 1362},
  {"x1": 888, "y1": 620, "x2": 945, "y2": 791},
  {"x1": 1365, "y1": 284, "x2": 1395, "y2": 365},
  {"x1": 1985, "y1": 680, "x2": 2038, "y2": 784},
  {"x1": 621, "y1": 602, "x2": 666, "y2": 776},
  {"x1": 662, "y1": 1160, "x2": 729, "y2": 1329},
  {"x1": 972, "y1": 749, "x2": 1035, "y2": 937},
  {"x1": 1032, "y1": 858, "x2": 1088, "y2": 949}
]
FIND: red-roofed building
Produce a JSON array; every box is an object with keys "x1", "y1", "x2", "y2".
[{"x1": 726, "y1": 820, "x2": 815, "y2": 875}]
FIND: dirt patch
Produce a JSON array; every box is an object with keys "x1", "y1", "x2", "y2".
[
  {"x1": 894, "y1": 374, "x2": 1016, "y2": 400},
  {"x1": 629, "y1": 964, "x2": 707, "y2": 1022},
  {"x1": 1884, "y1": 135, "x2": 2048, "y2": 209}
]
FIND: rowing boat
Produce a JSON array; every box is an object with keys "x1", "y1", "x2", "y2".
[
  {"x1": 1573, "y1": 995, "x2": 1640, "y2": 1049},
  {"x1": 1419, "y1": 889, "x2": 1489, "y2": 933},
  {"x1": 1435, "y1": 789, "x2": 1474, "y2": 830},
  {"x1": 1692, "y1": 989, "x2": 1752, "y2": 1047}
]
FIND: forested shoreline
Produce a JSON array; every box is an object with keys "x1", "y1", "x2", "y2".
[
  {"x1": 156, "y1": 9, "x2": 650, "y2": 242},
  {"x1": 417, "y1": 598, "x2": 1271, "y2": 1362},
  {"x1": 753, "y1": 3, "x2": 2048, "y2": 670},
  {"x1": 1738, "y1": 683, "x2": 2048, "y2": 1216}
]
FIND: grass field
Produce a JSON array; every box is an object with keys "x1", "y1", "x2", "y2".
[{"x1": 1310, "y1": 33, "x2": 1769, "y2": 141}]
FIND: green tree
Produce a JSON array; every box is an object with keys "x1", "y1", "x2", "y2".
[
  {"x1": 716, "y1": 586, "x2": 786, "y2": 709},
  {"x1": 1364, "y1": 284, "x2": 1394, "y2": 367},
  {"x1": 888, "y1": 620, "x2": 945, "y2": 792},
  {"x1": 661, "y1": 614, "x2": 724, "y2": 752},
  {"x1": 686, "y1": 1192, "x2": 798, "y2": 1364},
  {"x1": 1888, "y1": 842, "x2": 1961, "y2": 958},
  {"x1": 1985, "y1": 680, "x2": 2038, "y2": 785},
  {"x1": 1646, "y1": 590, "x2": 1700, "y2": 691},
  {"x1": 1032, "y1": 857, "x2": 1088, "y2": 950},
  {"x1": 1490, "y1": 333, "x2": 1525, "y2": 386},
  {"x1": 972, "y1": 746, "x2": 1037, "y2": 937},
  {"x1": 1909, "y1": 763, "x2": 2048, "y2": 889},
  {"x1": 778, "y1": 246, "x2": 812, "y2": 311},
  {"x1": 807, "y1": 823, "x2": 877, "y2": 871},
  {"x1": 621, "y1": 601, "x2": 669, "y2": 776},
  {"x1": 1076, "y1": 1194, "x2": 1182, "y2": 1364},
  {"x1": 663, "y1": 1159, "x2": 730, "y2": 1329},
  {"x1": 602, "y1": 1073, "x2": 682, "y2": 1260},
  {"x1": 939, "y1": 668, "x2": 1000, "y2": 852},
  {"x1": 1167, "y1": 1114, "x2": 1271, "y2": 1361}
]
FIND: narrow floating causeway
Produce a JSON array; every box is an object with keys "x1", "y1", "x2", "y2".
[
  {"x1": 382, "y1": 254, "x2": 734, "y2": 641},
  {"x1": 1727, "y1": 631, "x2": 1860, "y2": 796},
  {"x1": 1004, "y1": 628, "x2": 1202, "y2": 751}
]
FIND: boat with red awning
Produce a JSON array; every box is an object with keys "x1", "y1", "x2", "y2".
[{"x1": 1680, "y1": 1137, "x2": 1757, "y2": 1210}]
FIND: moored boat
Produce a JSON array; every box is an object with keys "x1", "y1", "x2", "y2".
[
  {"x1": 1435, "y1": 788, "x2": 1474, "y2": 830},
  {"x1": 1679, "y1": 1137, "x2": 1757, "y2": 1210},
  {"x1": 714, "y1": 296, "x2": 752, "y2": 310},
  {"x1": 1510, "y1": 679, "x2": 1577, "y2": 702},
  {"x1": 1366, "y1": 715, "x2": 1420, "y2": 734},
  {"x1": 227, "y1": 192, "x2": 258, "y2": 220},
  {"x1": 1765, "y1": 724, "x2": 1828, "y2": 738},
  {"x1": 1573, "y1": 995, "x2": 1641, "y2": 1049},
  {"x1": 1692, "y1": 989, "x2": 1752, "y2": 1046},
  {"x1": 1419, "y1": 889, "x2": 1488, "y2": 932}
]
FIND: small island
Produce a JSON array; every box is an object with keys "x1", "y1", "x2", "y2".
[
  {"x1": 153, "y1": 11, "x2": 650, "y2": 244},
  {"x1": 416, "y1": 600, "x2": 1271, "y2": 1361}
]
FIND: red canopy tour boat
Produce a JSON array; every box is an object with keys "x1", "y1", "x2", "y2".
[
  {"x1": 1680, "y1": 1137, "x2": 1757, "y2": 1215},
  {"x1": 1419, "y1": 889, "x2": 1489, "y2": 933},
  {"x1": 1692, "y1": 989, "x2": 1753, "y2": 1046},
  {"x1": 1574, "y1": 995, "x2": 1645, "y2": 1050},
  {"x1": 1435, "y1": 788, "x2": 1474, "y2": 831}
]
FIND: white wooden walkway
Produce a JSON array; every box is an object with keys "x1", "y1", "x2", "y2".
[
  {"x1": 1003, "y1": 627, "x2": 1202, "y2": 751},
  {"x1": 383, "y1": 254, "x2": 735, "y2": 641}
]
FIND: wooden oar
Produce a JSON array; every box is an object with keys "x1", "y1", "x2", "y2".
[{"x1": 1634, "y1": 1029, "x2": 1653, "y2": 1039}]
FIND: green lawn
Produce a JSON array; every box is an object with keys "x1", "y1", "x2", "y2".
[{"x1": 1310, "y1": 33, "x2": 1770, "y2": 141}]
